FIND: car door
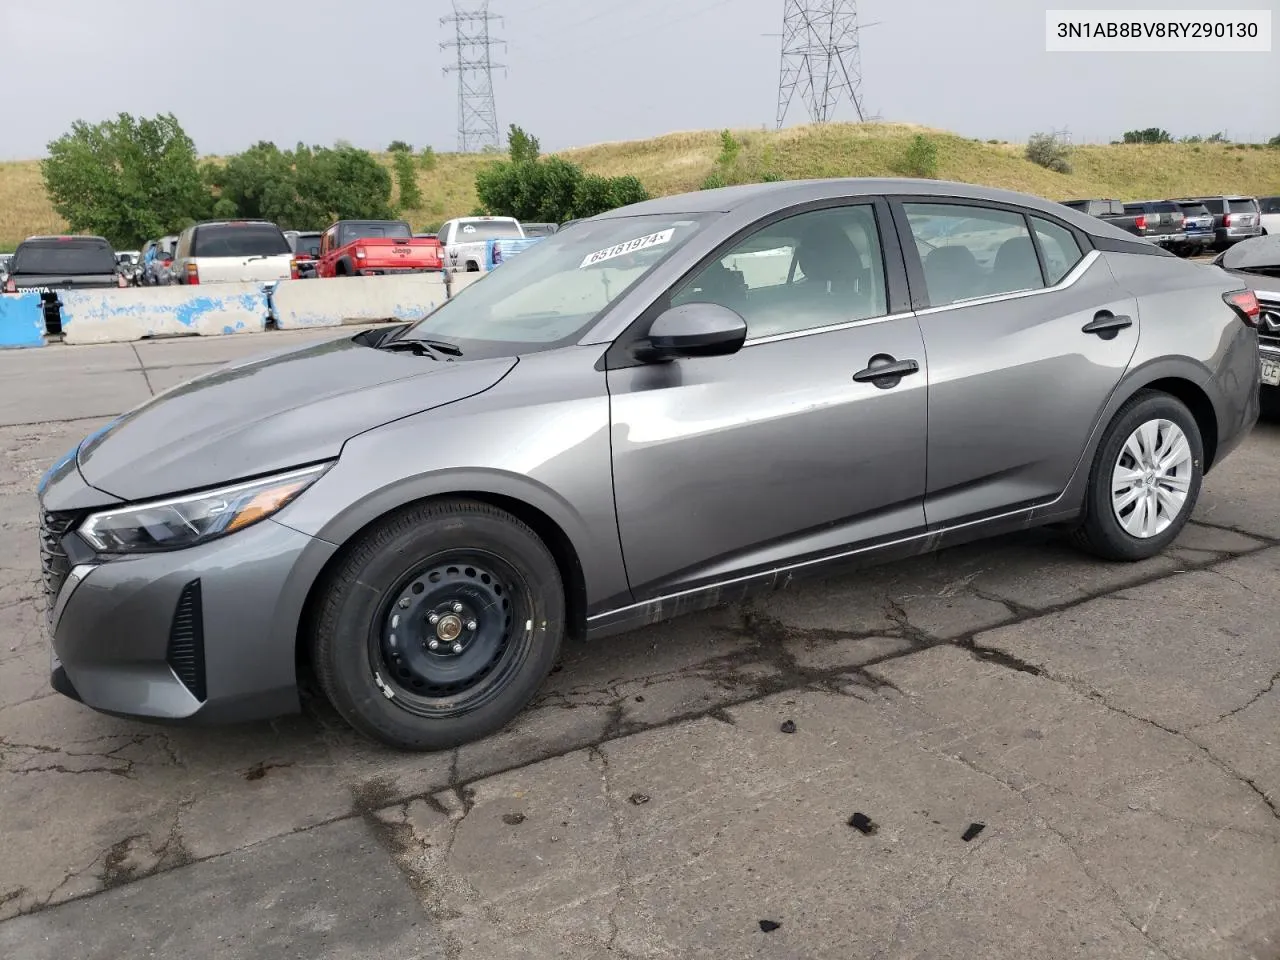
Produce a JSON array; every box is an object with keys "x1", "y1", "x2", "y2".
[
  {"x1": 606, "y1": 199, "x2": 930, "y2": 600},
  {"x1": 891, "y1": 197, "x2": 1140, "y2": 527}
]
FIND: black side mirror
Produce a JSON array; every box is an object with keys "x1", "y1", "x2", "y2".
[{"x1": 634, "y1": 302, "x2": 747, "y2": 362}]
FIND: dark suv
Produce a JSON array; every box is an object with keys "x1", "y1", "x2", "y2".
[
  {"x1": 1120, "y1": 201, "x2": 1185, "y2": 250},
  {"x1": 1171, "y1": 201, "x2": 1215, "y2": 256},
  {"x1": 1179, "y1": 196, "x2": 1262, "y2": 250}
]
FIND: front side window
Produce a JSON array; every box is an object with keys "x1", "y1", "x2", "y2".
[
  {"x1": 670, "y1": 205, "x2": 888, "y2": 339},
  {"x1": 904, "y1": 203, "x2": 1044, "y2": 307},
  {"x1": 395, "y1": 214, "x2": 714, "y2": 354}
]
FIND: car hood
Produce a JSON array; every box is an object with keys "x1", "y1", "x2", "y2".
[{"x1": 77, "y1": 334, "x2": 517, "y2": 501}]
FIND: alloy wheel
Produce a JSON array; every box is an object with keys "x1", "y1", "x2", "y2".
[{"x1": 1110, "y1": 418, "x2": 1193, "y2": 539}]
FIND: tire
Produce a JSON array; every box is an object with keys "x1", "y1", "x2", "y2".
[
  {"x1": 1070, "y1": 390, "x2": 1203, "y2": 562},
  {"x1": 311, "y1": 499, "x2": 565, "y2": 751},
  {"x1": 466, "y1": 261, "x2": 479, "y2": 272}
]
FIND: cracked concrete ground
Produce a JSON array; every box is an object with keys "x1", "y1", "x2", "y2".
[{"x1": 0, "y1": 331, "x2": 1278, "y2": 959}]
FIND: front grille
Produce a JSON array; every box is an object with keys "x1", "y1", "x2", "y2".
[
  {"x1": 167, "y1": 580, "x2": 207, "y2": 701},
  {"x1": 39, "y1": 509, "x2": 80, "y2": 620}
]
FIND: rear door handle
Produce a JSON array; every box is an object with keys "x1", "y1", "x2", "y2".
[
  {"x1": 853, "y1": 355, "x2": 920, "y2": 387},
  {"x1": 1082, "y1": 312, "x2": 1133, "y2": 339}
]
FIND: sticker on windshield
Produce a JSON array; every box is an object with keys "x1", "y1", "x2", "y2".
[{"x1": 580, "y1": 229, "x2": 675, "y2": 268}]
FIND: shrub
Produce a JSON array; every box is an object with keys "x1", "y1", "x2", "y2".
[
  {"x1": 701, "y1": 172, "x2": 727, "y2": 190},
  {"x1": 1025, "y1": 132, "x2": 1073, "y2": 174},
  {"x1": 392, "y1": 149, "x2": 423, "y2": 211},
  {"x1": 901, "y1": 135, "x2": 938, "y2": 178},
  {"x1": 1122, "y1": 128, "x2": 1172, "y2": 144},
  {"x1": 387, "y1": 140, "x2": 413, "y2": 153},
  {"x1": 419, "y1": 146, "x2": 438, "y2": 170},
  {"x1": 1269, "y1": 133, "x2": 1280, "y2": 147}
]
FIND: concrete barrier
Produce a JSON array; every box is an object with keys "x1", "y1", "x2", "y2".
[
  {"x1": 59, "y1": 284, "x2": 269, "y2": 345},
  {"x1": 271, "y1": 273, "x2": 449, "y2": 330},
  {"x1": 0, "y1": 292, "x2": 46, "y2": 348},
  {"x1": 446, "y1": 271, "x2": 486, "y2": 298}
]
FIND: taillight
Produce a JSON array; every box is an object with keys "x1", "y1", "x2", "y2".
[
  {"x1": 354, "y1": 246, "x2": 367, "y2": 260},
  {"x1": 185, "y1": 262, "x2": 200, "y2": 285},
  {"x1": 117, "y1": 273, "x2": 128, "y2": 288},
  {"x1": 290, "y1": 258, "x2": 299, "y2": 280},
  {"x1": 1223, "y1": 214, "x2": 1233, "y2": 227},
  {"x1": 1135, "y1": 215, "x2": 1147, "y2": 231},
  {"x1": 3, "y1": 278, "x2": 15, "y2": 293},
  {"x1": 1223, "y1": 289, "x2": 1261, "y2": 327}
]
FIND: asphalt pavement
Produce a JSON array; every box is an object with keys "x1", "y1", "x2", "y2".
[{"x1": 0, "y1": 328, "x2": 1277, "y2": 959}]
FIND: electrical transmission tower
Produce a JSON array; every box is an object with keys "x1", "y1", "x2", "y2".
[
  {"x1": 441, "y1": 1, "x2": 505, "y2": 153},
  {"x1": 775, "y1": 0, "x2": 869, "y2": 128}
]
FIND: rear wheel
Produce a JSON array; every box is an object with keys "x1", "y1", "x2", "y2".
[
  {"x1": 1071, "y1": 390, "x2": 1203, "y2": 561},
  {"x1": 311, "y1": 499, "x2": 565, "y2": 751}
]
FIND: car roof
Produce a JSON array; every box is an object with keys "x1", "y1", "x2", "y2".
[{"x1": 594, "y1": 177, "x2": 1145, "y2": 244}]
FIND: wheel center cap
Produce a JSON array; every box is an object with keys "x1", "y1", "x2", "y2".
[{"x1": 436, "y1": 614, "x2": 463, "y2": 643}]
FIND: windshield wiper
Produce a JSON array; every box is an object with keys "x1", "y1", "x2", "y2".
[{"x1": 380, "y1": 337, "x2": 464, "y2": 358}]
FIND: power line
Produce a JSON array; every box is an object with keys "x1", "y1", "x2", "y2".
[
  {"x1": 441, "y1": 1, "x2": 505, "y2": 153},
  {"x1": 775, "y1": 0, "x2": 876, "y2": 128}
]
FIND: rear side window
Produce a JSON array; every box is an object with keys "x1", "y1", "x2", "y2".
[
  {"x1": 904, "y1": 203, "x2": 1044, "y2": 307},
  {"x1": 191, "y1": 223, "x2": 290, "y2": 258},
  {"x1": 1030, "y1": 217, "x2": 1084, "y2": 285},
  {"x1": 11, "y1": 238, "x2": 116, "y2": 275},
  {"x1": 1228, "y1": 198, "x2": 1257, "y2": 214}
]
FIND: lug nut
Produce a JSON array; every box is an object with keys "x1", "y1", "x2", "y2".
[
  {"x1": 428, "y1": 612, "x2": 440, "y2": 624},
  {"x1": 466, "y1": 619, "x2": 477, "y2": 631},
  {"x1": 427, "y1": 639, "x2": 440, "y2": 651},
  {"x1": 399, "y1": 598, "x2": 411, "y2": 609},
  {"x1": 451, "y1": 642, "x2": 464, "y2": 654},
  {"x1": 452, "y1": 602, "x2": 463, "y2": 613}
]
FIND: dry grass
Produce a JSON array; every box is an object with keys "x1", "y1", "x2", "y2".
[{"x1": 5, "y1": 123, "x2": 1279, "y2": 248}]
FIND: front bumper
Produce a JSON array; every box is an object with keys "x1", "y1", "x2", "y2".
[{"x1": 42, "y1": 506, "x2": 337, "y2": 725}]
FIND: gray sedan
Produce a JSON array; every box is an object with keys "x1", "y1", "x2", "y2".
[{"x1": 38, "y1": 178, "x2": 1262, "y2": 751}]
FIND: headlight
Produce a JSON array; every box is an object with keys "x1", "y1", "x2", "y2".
[{"x1": 78, "y1": 463, "x2": 330, "y2": 554}]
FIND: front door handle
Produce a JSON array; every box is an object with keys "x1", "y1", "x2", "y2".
[
  {"x1": 1082, "y1": 312, "x2": 1133, "y2": 339},
  {"x1": 853, "y1": 355, "x2": 920, "y2": 388}
]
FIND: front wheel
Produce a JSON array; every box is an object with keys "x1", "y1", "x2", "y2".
[
  {"x1": 1071, "y1": 390, "x2": 1203, "y2": 561},
  {"x1": 311, "y1": 499, "x2": 566, "y2": 751}
]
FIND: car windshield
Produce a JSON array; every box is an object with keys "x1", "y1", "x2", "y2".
[
  {"x1": 453, "y1": 219, "x2": 524, "y2": 241},
  {"x1": 11, "y1": 238, "x2": 116, "y2": 275},
  {"x1": 339, "y1": 221, "x2": 411, "y2": 243},
  {"x1": 191, "y1": 223, "x2": 289, "y2": 257},
  {"x1": 293, "y1": 234, "x2": 322, "y2": 256},
  {"x1": 396, "y1": 214, "x2": 714, "y2": 353}
]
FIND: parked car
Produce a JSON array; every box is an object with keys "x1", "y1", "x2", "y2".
[
  {"x1": 140, "y1": 236, "x2": 179, "y2": 286},
  {"x1": 4, "y1": 235, "x2": 126, "y2": 333},
  {"x1": 1213, "y1": 234, "x2": 1280, "y2": 401},
  {"x1": 0, "y1": 253, "x2": 11, "y2": 285},
  {"x1": 314, "y1": 219, "x2": 443, "y2": 278},
  {"x1": 1258, "y1": 196, "x2": 1280, "y2": 236},
  {"x1": 1171, "y1": 201, "x2": 1215, "y2": 256},
  {"x1": 1059, "y1": 198, "x2": 1183, "y2": 249},
  {"x1": 38, "y1": 178, "x2": 1260, "y2": 751},
  {"x1": 1177, "y1": 195, "x2": 1262, "y2": 250},
  {"x1": 284, "y1": 230, "x2": 323, "y2": 279},
  {"x1": 171, "y1": 220, "x2": 298, "y2": 288},
  {"x1": 438, "y1": 216, "x2": 524, "y2": 272}
]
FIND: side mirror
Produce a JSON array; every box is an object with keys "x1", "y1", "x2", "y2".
[{"x1": 635, "y1": 302, "x2": 747, "y2": 362}]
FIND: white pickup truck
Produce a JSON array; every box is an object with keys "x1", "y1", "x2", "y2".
[
  {"x1": 438, "y1": 216, "x2": 524, "y2": 272},
  {"x1": 171, "y1": 219, "x2": 298, "y2": 288}
]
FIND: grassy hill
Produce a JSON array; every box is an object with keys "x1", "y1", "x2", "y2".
[{"x1": 2, "y1": 122, "x2": 1278, "y2": 249}]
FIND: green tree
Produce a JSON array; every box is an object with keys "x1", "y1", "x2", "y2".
[
  {"x1": 392, "y1": 149, "x2": 423, "y2": 212},
  {"x1": 387, "y1": 140, "x2": 413, "y2": 153},
  {"x1": 507, "y1": 124, "x2": 541, "y2": 163},
  {"x1": 1122, "y1": 127, "x2": 1172, "y2": 144},
  {"x1": 41, "y1": 112, "x2": 210, "y2": 248},
  {"x1": 901, "y1": 134, "x2": 939, "y2": 178},
  {"x1": 1269, "y1": 134, "x2": 1280, "y2": 147}
]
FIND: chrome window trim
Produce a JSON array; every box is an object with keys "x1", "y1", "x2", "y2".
[
  {"x1": 913, "y1": 249, "x2": 1100, "y2": 317},
  {"x1": 743, "y1": 310, "x2": 915, "y2": 347}
]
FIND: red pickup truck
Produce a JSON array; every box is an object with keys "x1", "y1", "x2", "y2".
[{"x1": 314, "y1": 219, "x2": 444, "y2": 278}]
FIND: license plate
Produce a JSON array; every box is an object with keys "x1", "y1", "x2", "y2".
[{"x1": 1262, "y1": 358, "x2": 1280, "y2": 387}]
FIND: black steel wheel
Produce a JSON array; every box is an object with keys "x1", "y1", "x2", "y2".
[{"x1": 312, "y1": 499, "x2": 565, "y2": 751}]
